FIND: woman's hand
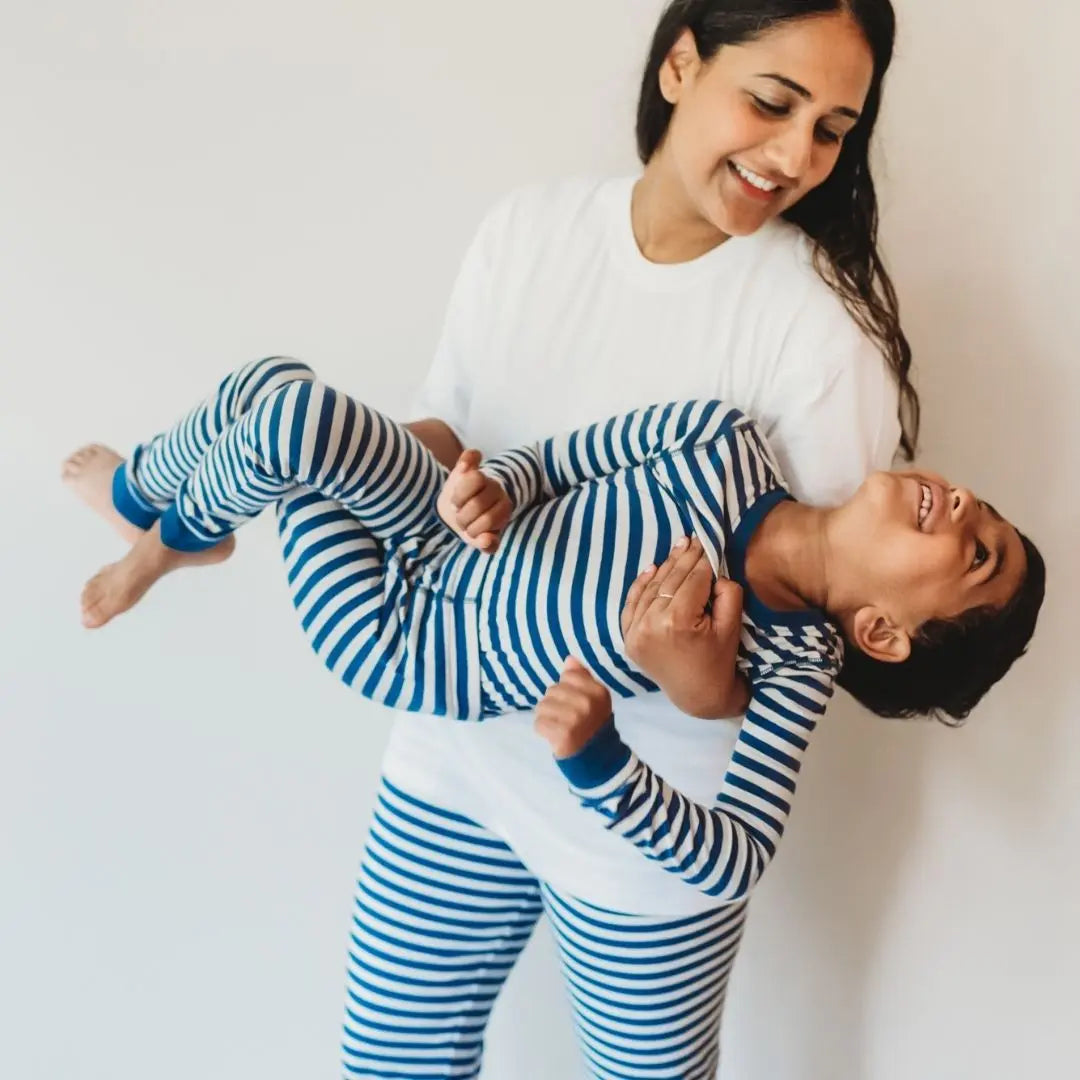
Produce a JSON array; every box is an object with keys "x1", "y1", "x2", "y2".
[
  {"x1": 436, "y1": 449, "x2": 512, "y2": 553},
  {"x1": 535, "y1": 657, "x2": 614, "y2": 759},
  {"x1": 620, "y1": 536, "x2": 749, "y2": 719}
]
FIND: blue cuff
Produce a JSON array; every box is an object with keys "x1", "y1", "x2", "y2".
[
  {"x1": 159, "y1": 505, "x2": 221, "y2": 552},
  {"x1": 555, "y1": 717, "x2": 632, "y2": 789},
  {"x1": 111, "y1": 460, "x2": 160, "y2": 531}
]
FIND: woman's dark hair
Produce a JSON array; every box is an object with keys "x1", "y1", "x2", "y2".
[
  {"x1": 837, "y1": 533, "x2": 1046, "y2": 724},
  {"x1": 637, "y1": 0, "x2": 920, "y2": 459}
]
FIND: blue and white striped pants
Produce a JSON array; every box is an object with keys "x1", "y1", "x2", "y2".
[
  {"x1": 345, "y1": 776, "x2": 747, "y2": 1079},
  {"x1": 113, "y1": 356, "x2": 488, "y2": 716}
]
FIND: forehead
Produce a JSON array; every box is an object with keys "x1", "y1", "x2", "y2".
[{"x1": 715, "y1": 13, "x2": 875, "y2": 107}]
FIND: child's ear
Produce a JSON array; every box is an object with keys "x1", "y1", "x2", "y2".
[{"x1": 850, "y1": 607, "x2": 912, "y2": 664}]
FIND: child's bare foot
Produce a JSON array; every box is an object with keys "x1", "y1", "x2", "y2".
[
  {"x1": 81, "y1": 520, "x2": 235, "y2": 629},
  {"x1": 62, "y1": 444, "x2": 145, "y2": 545}
]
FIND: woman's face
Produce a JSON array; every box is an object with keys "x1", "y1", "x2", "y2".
[{"x1": 658, "y1": 13, "x2": 875, "y2": 237}]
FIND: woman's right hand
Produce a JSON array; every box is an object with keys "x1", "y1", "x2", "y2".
[
  {"x1": 620, "y1": 536, "x2": 749, "y2": 719},
  {"x1": 436, "y1": 449, "x2": 512, "y2": 553}
]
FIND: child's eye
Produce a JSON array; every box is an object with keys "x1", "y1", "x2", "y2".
[{"x1": 971, "y1": 540, "x2": 989, "y2": 571}]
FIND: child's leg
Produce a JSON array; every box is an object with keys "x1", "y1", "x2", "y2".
[
  {"x1": 63, "y1": 357, "x2": 315, "y2": 543},
  {"x1": 160, "y1": 378, "x2": 445, "y2": 551},
  {"x1": 80, "y1": 380, "x2": 449, "y2": 632},
  {"x1": 113, "y1": 356, "x2": 317, "y2": 528}
]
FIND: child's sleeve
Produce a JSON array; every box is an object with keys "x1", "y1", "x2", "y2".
[
  {"x1": 554, "y1": 663, "x2": 836, "y2": 902},
  {"x1": 479, "y1": 399, "x2": 743, "y2": 519}
]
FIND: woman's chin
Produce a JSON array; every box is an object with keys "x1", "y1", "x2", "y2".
[{"x1": 712, "y1": 198, "x2": 780, "y2": 238}]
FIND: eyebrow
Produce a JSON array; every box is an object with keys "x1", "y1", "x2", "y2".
[
  {"x1": 755, "y1": 73, "x2": 862, "y2": 120},
  {"x1": 977, "y1": 499, "x2": 1008, "y2": 585},
  {"x1": 986, "y1": 538, "x2": 1007, "y2": 585}
]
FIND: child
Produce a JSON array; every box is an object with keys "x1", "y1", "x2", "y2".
[{"x1": 64, "y1": 356, "x2": 1044, "y2": 899}]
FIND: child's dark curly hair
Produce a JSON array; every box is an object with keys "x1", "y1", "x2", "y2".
[{"x1": 837, "y1": 532, "x2": 1046, "y2": 724}]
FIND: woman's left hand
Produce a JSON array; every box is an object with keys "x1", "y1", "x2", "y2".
[{"x1": 620, "y1": 536, "x2": 748, "y2": 718}]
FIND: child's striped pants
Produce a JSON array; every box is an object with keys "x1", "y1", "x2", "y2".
[{"x1": 112, "y1": 356, "x2": 485, "y2": 717}]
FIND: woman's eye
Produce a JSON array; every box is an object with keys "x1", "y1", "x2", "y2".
[
  {"x1": 751, "y1": 95, "x2": 788, "y2": 117},
  {"x1": 815, "y1": 126, "x2": 843, "y2": 145},
  {"x1": 971, "y1": 540, "x2": 989, "y2": 571}
]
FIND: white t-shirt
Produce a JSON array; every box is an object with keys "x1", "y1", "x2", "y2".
[{"x1": 382, "y1": 175, "x2": 901, "y2": 916}]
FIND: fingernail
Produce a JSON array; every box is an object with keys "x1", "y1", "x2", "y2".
[
  {"x1": 643, "y1": 564, "x2": 656, "y2": 575},
  {"x1": 676, "y1": 537, "x2": 689, "y2": 550}
]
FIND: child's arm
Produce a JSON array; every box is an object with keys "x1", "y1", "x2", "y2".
[
  {"x1": 536, "y1": 399, "x2": 743, "y2": 499},
  {"x1": 536, "y1": 658, "x2": 837, "y2": 904},
  {"x1": 478, "y1": 399, "x2": 745, "y2": 516},
  {"x1": 439, "y1": 399, "x2": 745, "y2": 551}
]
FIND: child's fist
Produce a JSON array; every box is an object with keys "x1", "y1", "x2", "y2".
[
  {"x1": 535, "y1": 657, "x2": 613, "y2": 759},
  {"x1": 436, "y1": 449, "x2": 512, "y2": 553}
]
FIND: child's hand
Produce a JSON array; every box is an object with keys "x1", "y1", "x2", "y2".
[
  {"x1": 535, "y1": 657, "x2": 613, "y2": 759},
  {"x1": 436, "y1": 449, "x2": 512, "y2": 553}
]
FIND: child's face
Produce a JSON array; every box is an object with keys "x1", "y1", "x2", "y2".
[{"x1": 835, "y1": 471, "x2": 1028, "y2": 637}]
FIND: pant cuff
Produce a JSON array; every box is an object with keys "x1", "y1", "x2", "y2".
[
  {"x1": 159, "y1": 505, "x2": 222, "y2": 552},
  {"x1": 111, "y1": 460, "x2": 160, "y2": 530}
]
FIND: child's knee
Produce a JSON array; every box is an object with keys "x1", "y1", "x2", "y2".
[{"x1": 239, "y1": 356, "x2": 317, "y2": 411}]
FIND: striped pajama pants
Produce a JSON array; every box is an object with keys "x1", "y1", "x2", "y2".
[
  {"x1": 112, "y1": 356, "x2": 487, "y2": 716},
  {"x1": 345, "y1": 776, "x2": 747, "y2": 1079}
]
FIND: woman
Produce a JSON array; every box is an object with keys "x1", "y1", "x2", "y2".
[{"x1": 339, "y1": 2, "x2": 915, "y2": 1076}]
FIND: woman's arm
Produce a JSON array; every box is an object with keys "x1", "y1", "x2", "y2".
[{"x1": 406, "y1": 418, "x2": 464, "y2": 470}]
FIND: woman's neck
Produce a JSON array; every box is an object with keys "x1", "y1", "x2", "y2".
[
  {"x1": 743, "y1": 501, "x2": 832, "y2": 613},
  {"x1": 632, "y1": 163, "x2": 730, "y2": 264}
]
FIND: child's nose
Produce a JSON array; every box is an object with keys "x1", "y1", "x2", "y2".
[{"x1": 950, "y1": 486, "x2": 977, "y2": 523}]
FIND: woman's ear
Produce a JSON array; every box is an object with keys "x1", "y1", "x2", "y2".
[
  {"x1": 658, "y1": 28, "x2": 702, "y2": 106},
  {"x1": 849, "y1": 606, "x2": 912, "y2": 664}
]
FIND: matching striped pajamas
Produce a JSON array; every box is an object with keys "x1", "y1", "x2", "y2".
[{"x1": 111, "y1": 356, "x2": 845, "y2": 1076}]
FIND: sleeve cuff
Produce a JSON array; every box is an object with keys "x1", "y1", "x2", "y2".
[{"x1": 555, "y1": 717, "x2": 632, "y2": 789}]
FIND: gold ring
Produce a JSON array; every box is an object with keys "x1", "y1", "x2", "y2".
[{"x1": 658, "y1": 592, "x2": 675, "y2": 599}]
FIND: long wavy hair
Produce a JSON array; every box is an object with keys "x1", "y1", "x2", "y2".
[{"x1": 637, "y1": 0, "x2": 919, "y2": 459}]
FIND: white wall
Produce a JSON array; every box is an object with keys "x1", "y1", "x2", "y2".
[{"x1": 2, "y1": 3, "x2": 1076, "y2": 1077}]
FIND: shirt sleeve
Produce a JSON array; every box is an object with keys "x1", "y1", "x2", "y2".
[
  {"x1": 555, "y1": 662, "x2": 837, "y2": 902},
  {"x1": 759, "y1": 288, "x2": 902, "y2": 507},
  {"x1": 406, "y1": 205, "x2": 503, "y2": 447},
  {"x1": 478, "y1": 399, "x2": 747, "y2": 521}
]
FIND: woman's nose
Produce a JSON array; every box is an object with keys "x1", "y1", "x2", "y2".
[{"x1": 765, "y1": 124, "x2": 813, "y2": 183}]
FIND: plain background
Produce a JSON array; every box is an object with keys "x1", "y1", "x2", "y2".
[{"x1": 3, "y1": 2, "x2": 1077, "y2": 1077}]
